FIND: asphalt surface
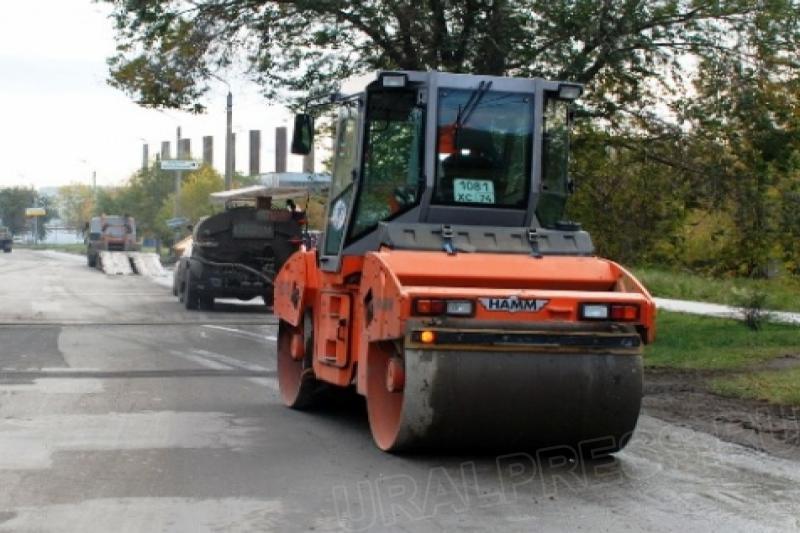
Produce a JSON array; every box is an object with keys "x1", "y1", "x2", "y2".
[{"x1": 0, "y1": 249, "x2": 798, "y2": 532}]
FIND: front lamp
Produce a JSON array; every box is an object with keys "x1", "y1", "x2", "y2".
[
  {"x1": 380, "y1": 73, "x2": 408, "y2": 88},
  {"x1": 558, "y1": 84, "x2": 583, "y2": 100}
]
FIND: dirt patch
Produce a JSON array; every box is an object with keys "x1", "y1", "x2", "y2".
[
  {"x1": 643, "y1": 368, "x2": 800, "y2": 461},
  {"x1": 756, "y1": 353, "x2": 800, "y2": 371}
]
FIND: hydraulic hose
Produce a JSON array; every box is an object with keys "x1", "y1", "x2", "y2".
[{"x1": 189, "y1": 256, "x2": 274, "y2": 286}]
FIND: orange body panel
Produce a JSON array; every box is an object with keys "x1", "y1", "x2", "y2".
[{"x1": 274, "y1": 247, "x2": 656, "y2": 396}]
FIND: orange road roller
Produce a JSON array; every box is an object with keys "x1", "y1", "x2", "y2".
[{"x1": 274, "y1": 70, "x2": 656, "y2": 453}]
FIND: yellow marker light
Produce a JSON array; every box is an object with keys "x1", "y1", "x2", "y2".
[{"x1": 420, "y1": 330, "x2": 436, "y2": 344}]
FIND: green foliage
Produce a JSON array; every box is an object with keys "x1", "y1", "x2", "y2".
[
  {"x1": 712, "y1": 368, "x2": 800, "y2": 406},
  {"x1": 632, "y1": 266, "x2": 800, "y2": 313},
  {"x1": 57, "y1": 183, "x2": 95, "y2": 233},
  {"x1": 568, "y1": 127, "x2": 688, "y2": 265},
  {"x1": 0, "y1": 187, "x2": 56, "y2": 240},
  {"x1": 155, "y1": 165, "x2": 224, "y2": 237},
  {"x1": 676, "y1": 10, "x2": 800, "y2": 277},
  {"x1": 102, "y1": 0, "x2": 800, "y2": 280},
  {"x1": 94, "y1": 162, "x2": 176, "y2": 241},
  {"x1": 101, "y1": 1, "x2": 795, "y2": 116},
  {"x1": 644, "y1": 311, "x2": 800, "y2": 370},
  {"x1": 232, "y1": 172, "x2": 261, "y2": 188},
  {"x1": 730, "y1": 287, "x2": 769, "y2": 331},
  {"x1": 19, "y1": 243, "x2": 86, "y2": 255},
  {"x1": 0, "y1": 187, "x2": 36, "y2": 235}
]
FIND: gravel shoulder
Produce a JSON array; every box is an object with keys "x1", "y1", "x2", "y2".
[{"x1": 644, "y1": 368, "x2": 800, "y2": 462}]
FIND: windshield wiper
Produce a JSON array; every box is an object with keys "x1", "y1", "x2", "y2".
[{"x1": 453, "y1": 80, "x2": 493, "y2": 149}]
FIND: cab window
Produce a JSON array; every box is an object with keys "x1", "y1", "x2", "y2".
[
  {"x1": 433, "y1": 89, "x2": 533, "y2": 208},
  {"x1": 348, "y1": 89, "x2": 424, "y2": 240},
  {"x1": 536, "y1": 96, "x2": 570, "y2": 227},
  {"x1": 323, "y1": 104, "x2": 360, "y2": 256}
]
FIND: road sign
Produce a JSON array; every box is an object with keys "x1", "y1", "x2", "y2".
[
  {"x1": 161, "y1": 160, "x2": 200, "y2": 171},
  {"x1": 166, "y1": 217, "x2": 190, "y2": 229},
  {"x1": 25, "y1": 207, "x2": 46, "y2": 217}
]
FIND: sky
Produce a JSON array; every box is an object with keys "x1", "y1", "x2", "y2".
[{"x1": 0, "y1": 0, "x2": 300, "y2": 190}]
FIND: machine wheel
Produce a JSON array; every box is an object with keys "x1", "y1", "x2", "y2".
[
  {"x1": 3, "y1": 247, "x2": 10, "y2": 253},
  {"x1": 277, "y1": 310, "x2": 325, "y2": 409},
  {"x1": 365, "y1": 345, "x2": 643, "y2": 454},
  {"x1": 366, "y1": 343, "x2": 406, "y2": 452},
  {"x1": 183, "y1": 277, "x2": 199, "y2": 310}
]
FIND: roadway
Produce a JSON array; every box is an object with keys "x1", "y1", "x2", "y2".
[{"x1": 0, "y1": 249, "x2": 798, "y2": 532}]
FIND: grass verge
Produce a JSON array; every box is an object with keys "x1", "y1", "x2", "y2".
[
  {"x1": 645, "y1": 311, "x2": 800, "y2": 370},
  {"x1": 18, "y1": 243, "x2": 86, "y2": 255},
  {"x1": 711, "y1": 369, "x2": 800, "y2": 406},
  {"x1": 632, "y1": 266, "x2": 800, "y2": 313}
]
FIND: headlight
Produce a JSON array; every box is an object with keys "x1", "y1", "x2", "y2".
[
  {"x1": 580, "y1": 303, "x2": 610, "y2": 320},
  {"x1": 445, "y1": 300, "x2": 474, "y2": 316}
]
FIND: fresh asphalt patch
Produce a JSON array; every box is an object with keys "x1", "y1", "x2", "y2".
[
  {"x1": 0, "y1": 325, "x2": 66, "y2": 370},
  {"x1": 0, "y1": 368, "x2": 277, "y2": 380}
]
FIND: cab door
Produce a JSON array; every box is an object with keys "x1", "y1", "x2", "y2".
[{"x1": 319, "y1": 101, "x2": 363, "y2": 273}]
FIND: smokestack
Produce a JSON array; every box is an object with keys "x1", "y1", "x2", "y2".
[
  {"x1": 275, "y1": 126, "x2": 287, "y2": 173},
  {"x1": 179, "y1": 138, "x2": 191, "y2": 159},
  {"x1": 231, "y1": 133, "x2": 236, "y2": 174},
  {"x1": 142, "y1": 144, "x2": 149, "y2": 171},
  {"x1": 203, "y1": 136, "x2": 213, "y2": 166},
  {"x1": 249, "y1": 130, "x2": 261, "y2": 176}
]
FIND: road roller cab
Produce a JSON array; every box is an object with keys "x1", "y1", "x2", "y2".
[{"x1": 274, "y1": 70, "x2": 656, "y2": 453}]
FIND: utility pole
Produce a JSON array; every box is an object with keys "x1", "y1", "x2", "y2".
[
  {"x1": 174, "y1": 126, "x2": 182, "y2": 218},
  {"x1": 32, "y1": 196, "x2": 38, "y2": 245},
  {"x1": 225, "y1": 91, "x2": 233, "y2": 190}
]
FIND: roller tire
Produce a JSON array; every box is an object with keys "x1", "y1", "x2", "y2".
[
  {"x1": 183, "y1": 277, "x2": 199, "y2": 310},
  {"x1": 366, "y1": 346, "x2": 642, "y2": 454},
  {"x1": 278, "y1": 310, "x2": 326, "y2": 410},
  {"x1": 199, "y1": 294, "x2": 214, "y2": 310}
]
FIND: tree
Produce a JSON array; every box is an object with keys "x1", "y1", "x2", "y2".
[
  {"x1": 676, "y1": 8, "x2": 800, "y2": 277},
  {"x1": 155, "y1": 165, "x2": 224, "y2": 237},
  {"x1": 35, "y1": 195, "x2": 57, "y2": 241},
  {"x1": 57, "y1": 184, "x2": 95, "y2": 234},
  {"x1": 568, "y1": 119, "x2": 701, "y2": 266},
  {"x1": 0, "y1": 187, "x2": 56, "y2": 240},
  {"x1": 0, "y1": 187, "x2": 36, "y2": 235},
  {"x1": 102, "y1": 0, "x2": 800, "y2": 272},
  {"x1": 102, "y1": 1, "x2": 800, "y2": 119},
  {"x1": 106, "y1": 162, "x2": 176, "y2": 239}
]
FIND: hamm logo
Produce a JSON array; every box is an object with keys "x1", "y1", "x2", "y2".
[{"x1": 479, "y1": 296, "x2": 549, "y2": 313}]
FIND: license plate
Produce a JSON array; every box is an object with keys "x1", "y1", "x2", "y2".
[{"x1": 453, "y1": 178, "x2": 495, "y2": 204}]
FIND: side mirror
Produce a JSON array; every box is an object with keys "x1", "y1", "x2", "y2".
[{"x1": 291, "y1": 113, "x2": 314, "y2": 155}]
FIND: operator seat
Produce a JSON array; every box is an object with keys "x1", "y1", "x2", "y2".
[{"x1": 439, "y1": 128, "x2": 500, "y2": 202}]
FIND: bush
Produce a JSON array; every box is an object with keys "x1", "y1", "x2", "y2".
[{"x1": 731, "y1": 287, "x2": 769, "y2": 331}]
